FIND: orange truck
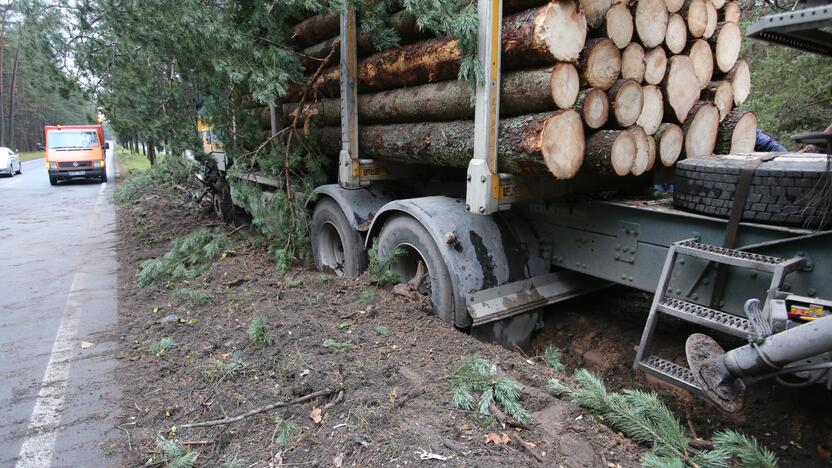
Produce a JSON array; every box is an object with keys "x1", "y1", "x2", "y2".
[{"x1": 44, "y1": 125, "x2": 109, "y2": 185}]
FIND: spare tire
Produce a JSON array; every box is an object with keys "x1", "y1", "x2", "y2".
[{"x1": 673, "y1": 153, "x2": 832, "y2": 227}]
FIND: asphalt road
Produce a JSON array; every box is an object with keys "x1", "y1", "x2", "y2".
[{"x1": 0, "y1": 157, "x2": 121, "y2": 467}]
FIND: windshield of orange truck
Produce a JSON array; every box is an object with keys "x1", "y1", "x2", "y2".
[{"x1": 47, "y1": 131, "x2": 99, "y2": 149}]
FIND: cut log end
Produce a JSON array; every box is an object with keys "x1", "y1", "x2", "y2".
[
  {"x1": 665, "y1": 14, "x2": 688, "y2": 54},
  {"x1": 727, "y1": 111, "x2": 758, "y2": 154},
  {"x1": 539, "y1": 1, "x2": 589, "y2": 62},
  {"x1": 688, "y1": 39, "x2": 714, "y2": 90},
  {"x1": 727, "y1": 60, "x2": 750, "y2": 106},
  {"x1": 703, "y1": 1, "x2": 718, "y2": 39},
  {"x1": 665, "y1": 0, "x2": 685, "y2": 14},
  {"x1": 685, "y1": 0, "x2": 708, "y2": 38},
  {"x1": 610, "y1": 79, "x2": 644, "y2": 127},
  {"x1": 722, "y1": 2, "x2": 741, "y2": 24},
  {"x1": 714, "y1": 22, "x2": 742, "y2": 73},
  {"x1": 627, "y1": 125, "x2": 652, "y2": 176},
  {"x1": 644, "y1": 47, "x2": 667, "y2": 85},
  {"x1": 635, "y1": 0, "x2": 670, "y2": 48},
  {"x1": 585, "y1": 130, "x2": 637, "y2": 176},
  {"x1": 581, "y1": 0, "x2": 613, "y2": 28},
  {"x1": 542, "y1": 110, "x2": 585, "y2": 179},
  {"x1": 604, "y1": 3, "x2": 634, "y2": 48},
  {"x1": 665, "y1": 55, "x2": 701, "y2": 122},
  {"x1": 656, "y1": 123, "x2": 684, "y2": 166},
  {"x1": 621, "y1": 42, "x2": 646, "y2": 83},
  {"x1": 550, "y1": 63, "x2": 580, "y2": 109},
  {"x1": 579, "y1": 88, "x2": 610, "y2": 129},
  {"x1": 705, "y1": 81, "x2": 734, "y2": 121},
  {"x1": 580, "y1": 38, "x2": 622, "y2": 90},
  {"x1": 637, "y1": 85, "x2": 664, "y2": 135},
  {"x1": 684, "y1": 102, "x2": 720, "y2": 157}
]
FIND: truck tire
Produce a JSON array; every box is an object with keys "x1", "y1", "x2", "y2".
[
  {"x1": 49, "y1": 175, "x2": 58, "y2": 186},
  {"x1": 673, "y1": 154, "x2": 832, "y2": 227},
  {"x1": 101, "y1": 172, "x2": 108, "y2": 183},
  {"x1": 376, "y1": 215, "x2": 456, "y2": 325},
  {"x1": 311, "y1": 199, "x2": 368, "y2": 276}
]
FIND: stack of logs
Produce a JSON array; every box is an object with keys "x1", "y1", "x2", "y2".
[{"x1": 267, "y1": 0, "x2": 757, "y2": 180}]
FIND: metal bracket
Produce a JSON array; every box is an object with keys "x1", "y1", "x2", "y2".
[{"x1": 615, "y1": 222, "x2": 639, "y2": 263}]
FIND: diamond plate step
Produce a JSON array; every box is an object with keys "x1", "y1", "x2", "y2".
[
  {"x1": 638, "y1": 355, "x2": 702, "y2": 395},
  {"x1": 657, "y1": 298, "x2": 751, "y2": 338},
  {"x1": 674, "y1": 239, "x2": 804, "y2": 273}
]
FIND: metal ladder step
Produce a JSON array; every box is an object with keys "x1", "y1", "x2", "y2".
[
  {"x1": 657, "y1": 298, "x2": 751, "y2": 338},
  {"x1": 637, "y1": 355, "x2": 703, "y2": 395},
  {"x1": 674, "y1": 239, "x2": 803, "y2": 273}
]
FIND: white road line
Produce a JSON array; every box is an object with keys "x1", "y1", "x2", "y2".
[
  {"x1": 15, "y1": 183, "x2": 109, "y2": 468},
  {"x1": 0, "y1": 178, "x2": 21, "y2": 187}
]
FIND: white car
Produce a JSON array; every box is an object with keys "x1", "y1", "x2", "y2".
[{"x1": 0, "y1": 147, "x2": 21, "y2": 177}]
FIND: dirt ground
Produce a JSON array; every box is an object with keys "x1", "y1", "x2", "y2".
[
  {"x1": 112, "y1": 189, "x2": 645, "y2": 466},
  {"x1": 110, "y1": 176, "x2": 831, "y2": 467}
]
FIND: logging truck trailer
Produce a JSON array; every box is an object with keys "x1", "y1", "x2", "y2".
[{"x1": 231, "y1": 1, "x2": 832, "y2": 411}]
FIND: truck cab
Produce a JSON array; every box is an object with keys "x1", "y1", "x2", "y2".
[{"x1": 44, "y1": 125, "x2": 109, "y2": 185}]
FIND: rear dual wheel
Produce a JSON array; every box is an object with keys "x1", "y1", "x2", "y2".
[{"x1": 311, "y1": 199, "x2": 367, "y2": 276}]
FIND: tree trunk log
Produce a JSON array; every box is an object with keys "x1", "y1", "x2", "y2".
[
  {"x1": 683, "y1": 101, "x2": 719, "y2": 157},
  {"x1": 550, "y1": 63, "x2": 580, "y2": 109},
  {"x1": 634, "y1": 0, "x2": 669, "y2": 48},
  {"x1": 576, "y1": 88, "x2": 610, "y2": 129},
  {"x1": 703, "y1": 1, "x2": 718, "y2": 38},
  {"x1": 663, "y1": 55, "x2": 700, "y2": 123},
  {"x1": 685, "y1": 39, "x2": 714, "y2": 89},
  {"x1": 315, "y1": 111, "x2": 586, "y2": 179},
  {"x1": 292, "y1": 5, "x2": 588, "y2": 100},
  {"x1": 703, "y1": 80, "x2": 733, "y2": 121},
  {"x1": 609, "y1": 79, "x2": 644, "y2": 128},
  {"x1": 721, "y1": 2, "x2": 741, "y2": 24},
  {"x1": 665, "y1": 0, "x2": 685, "y2": 14},
  {"x1": 715, "y1": 109, "x2": 757, "y2": 154},
  {"x1": 579, "y1": 38, "x2": 622, "y2": 90},
  {"x1": 277, "y1": 68, "x2": 559, "y2": 127},
  {"x1": 637, "y1": 85, "x2": 664, "y2": 135},
  {"x1": 627, "y1": 125, "x2": 655, "y2": 175},
  {"x1": 682, "y1": 0, "x2": 708, "y2": 38},
  {"x1": 644, "y1": 47, "x2": 667, "y2": 85},
  {"x1": 597, "y1": 3, "x2": 633, "y2": 49},
  {"x1": 665, "y1": 13, "x2": 688, "y2": 54},
  {"x1": 581, "y1": 0, "x2": 613, "y2": 28},
  {"x1": 655, "y1": 122, "x2": 684, "y2": 166},
  {"x1": 621, "y1": 42, "x2": 646, "y2": 83},
  {"x1": 584, "y1": 130, "x2": 636, "y2": 175},
  {"x1": 710, "y1": 22, "x2": 741, "y2": 73},
  {"x1": 291, "y1": 13, "x2": 339, "y2": 48}
]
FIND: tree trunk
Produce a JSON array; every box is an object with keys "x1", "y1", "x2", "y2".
[
  {"x1": 314, "y1": 111, "x2": 586, "y2": 179},
  {"x1": 608, "y1": 79, "x2": 643, "y2": 128},
  {"x1": 579, "y1": 38, "x2": 621, "y2": 90},
  {"x1": 634, "y1": 0, "x2": 669, "y2": 48},
  {"x1": 278, "y1": 67, "x2": 560, "y2": 127},
  {"x1": 147, "y1": 138, "x2": 156, "y2": 166},
  {"x1": 665, "y1": 13, "x2": 688, "y2": 54},
  {"x1": 703, "y1": 80, "x2": 733, "y2": 121},
  {"x1": 7, "y1": 46, "x2": 19, "y2": 146},
  {"x1": 683, "y1": 101, "x2": 719, "y2": 157},
  {"x1": 709, "y1": 22, "x2": 741, "y2": 73},
  {"x1": 595, "y1": 3, "x2": 633, "y2": 49},
  {"x1": 644, "y1": 46, "x2": 667, "y2": 85},
  {"x1": 575, "y1": 88, "x2": 609, "y2": 129},
  {"x1": 663, "y1": 55, "x2": 700, "y2": 123},
  {"x1": 685, "y1": 39, "x2": 713, "y2": 89},
  {"x1": 655, "y1": 122, "x2": 684, "y2": 166},
  {"x1": 290, "y1": 5, "x2": 588, "y2": 100},
  {"x1": 0, "y1": 7, "x2": 8, "y2": 147},
  {"x1": 682, "y1": 0, "x2": 708, "y2": 38},
  {"x1": 583, "y1": 130, "x2": 636, "y2": 176},
  {"x1": 637, "y1": 85, "x2": 664, "y2": 135},
  {"x1": 715, "y1": 109, "x2": 757, "y2": 154},
  {"x1": 621, "y1": 42, "x2": 645, "y2": 83},
  {"x1": 291, "y1": 13, "x2": 340, "y2": 48}
]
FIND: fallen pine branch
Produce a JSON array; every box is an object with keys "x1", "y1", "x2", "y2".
[{"x1": 178, "y1": 388, "x2": 338, "y2": 429}]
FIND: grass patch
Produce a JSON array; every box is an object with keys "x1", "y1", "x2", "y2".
[
  {"x1": 374, "y1": 324, "x2": 390, "y2": 336},
  {"x1": 203, "y1": 359, "x2": 245, "y2": 384},
  {"x1": 248, "y1": 315, "x2": 273, "y2": 347},
  {"x1": 171, "y1": 288, "x2": 214, "y2": 305},
  {"x1": 118, "y1": 148, "x2": 153, "y2": 175},
  {"x1": 18, "y1": 151, "x2": 44, "y2": 161},
  {"x1": 322, "y1": 338, "x2": 353, "y2": 352},
  {"x1": 273, "y1": 418, "x2": 297, "y2": 447},
  {"x1": 148, "y1": 337, "x2": 176, "y2": 356}
]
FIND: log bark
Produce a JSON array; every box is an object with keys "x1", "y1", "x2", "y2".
[
  {"x1": 715, "y1": 110, "x2": 757, "y2": 154},
  {"x1": 599, "y1": 3, "x2": 634, "y2": 49},
  {"x1": 581, "y1": 0, "x2": 613, "y2": 28},
  {"x1": 655, "y1": 122, "x2": 684, "y2": 166},
  {"x1": 710, "y1": 22, "x2": 741, "y2": 73},
  {"x1": 315, "y1": 111, "x2": 586, "y2": 179},
  {"x1": 579, "y1": 38, "x2": 622, "y2": 90},
  {"x1": 644, "y1": 47, "x2": 667, "y2": 85},
  {"x1": 703, "y1": 80, "x2": 733, "y2": 121},
  {"x1": 576, "y1": 88, "x2": 610, "y2": 129},
  {"x1": 293, "y1": 5, "x2": 588, "y2": 100},
  {"x1": 686, "y1": 39, "x2": 714, "y2": 89},
  {"x1": 721, "y1": 2, "x2": 741, "y2": 24},
  {"x1": 627, "y1": 125, "x2": 655, "y2": 175},
  {"x1": 278, "y1": 68, "x2": 559, "y2": 127},
  {"x1": 665, "y1": 0, "x2": 685, "y2": 14},
  {"x1": 621, "y1": 42, "x2": 646, "y2": 83},
  {"x1": 550, "y1": 63, "x2": 580, "y2": 109},
  {"x1": 703, "y1": 1, "x2": 718, "y2": 38},
  {"x1": 663, "y1": 55, "x2": 701, "y2": 123},
  {"x1": 292, "y1": 13, "x2": 339, "y2": 48},
  {"x1": 683, "y1": 101, "x2": 719, "y2": 157},
  {"x1": 609, "y1": 79, "x2": 644, "y2": 127},
  {"x1": 637, "y1": 85, "x2": 664, "y2": 135},
  {"x1": 634, "y1": 0, "x2": 669, "y2": 48},
  {"x1": 682, "y1": 0, "x2": 708, "y2": 38},
  {"x1": 665, "y1": 13, "x2": 688, "y2": 54},
  {"x1": 721, "y1": 60, "x2": 750, "y2": 106},
  {"x1": 584, "y1": 130, "x2": 636, "y2": 175}
]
